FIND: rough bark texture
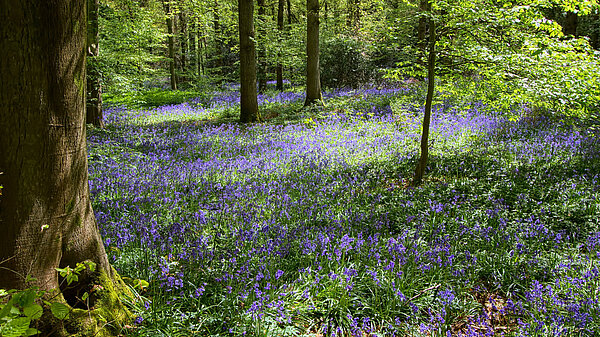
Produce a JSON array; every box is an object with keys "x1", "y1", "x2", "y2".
[
  {"x1": 257, "y1": 0, "x2": 268, "y2": 93},
  {"x1": 239, "y1": 0, "x2": 260, "y2": 123},
  {"x1": 564, "y1": 11, "x2": 578, "y2": 37},
  {"x1": 304, "y1": 0, "x2": 323, "y2": 106},
  {"x1": 276, "y1": 0, "x2": 285, "y2": 91},
  {"x1": 86, "y1": 0, "x2": 104, "y2": 128},
  {"x1": 163, "y1": 0, "x2": 178, "y2": 90},
  {"x1": 0, "y1": 1, "x2": 130, "y2": 335},
  {"x1": 412, "y1": 13, "x2": 435, "y2": 186}
]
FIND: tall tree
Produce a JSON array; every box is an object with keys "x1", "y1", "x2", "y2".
[
  {"x1": 179, "y1": 10, "x2": 189, "y2": 81},
  {"x1": 239, "y1": 0, "x2": 260, "y2": 122},
  {"x1": 257, "y1": 0, "x2": 268, "y2": 93},
  {"x1": 0, "y1": 0, "x2": 130, "y2": 335},
  {"x1": 412, "y1": 2, "x2": 435, "y2": 186},
  {"x1": 276, "y1": 0, "x2": 285, "y2": 90},
  {"x1": 305, "y1": 0, "x2": 324, "y2": 106},
  {"x1": 592, "y1": 12, "x2": 600, "y2": 49},
  {"x1": 86, "y1": 0, "x2": 104, "y2": 128},
  {"x1": 163, "y1": 0, "x2": 178, "y2": 90}
]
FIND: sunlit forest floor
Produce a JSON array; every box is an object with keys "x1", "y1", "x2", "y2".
[{"x1": 88, "y1": 83, "x2": 600, "y2": 336}]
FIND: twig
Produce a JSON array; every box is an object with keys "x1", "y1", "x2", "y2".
[{"x1": 408, "y1": 283, "x2": 441, "y2": 302}]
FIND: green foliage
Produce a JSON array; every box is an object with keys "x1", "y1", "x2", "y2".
[
  {"x1": 98, "y1": 0, "x2": 166, "y2": 94},
  {"x1": 0, "y1": 262, "x2": 97, "y2": 336},
  {"x1": 104, "y1": 89, "x2": 211, "y2": 109},
  {"x1": 319, "y1": 35, "x2": 375, "y2": 88}
]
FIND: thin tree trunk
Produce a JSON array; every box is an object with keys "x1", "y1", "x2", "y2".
[
  {"x1": 239, "y1": 0, "x2": 260, "y2": 122},
  {"x1": 0, "y1": 1, "x2": 129, "y2": 335},
  {"x1": 213, "y1": 0, "x2": 224, "y2": 78},
  {"x1": 179, "y1": 10, "x2": 188, "y2": 81},
  {"x1": 276, "y1": 0, "x2": 285, "y2": 90},
  {"x1": 86, "y1": 0, "x2": 104, "y2": 128},
  {"x1": 257, "y1": 0, "x2": 268, "y2": 93},
  {"x1": 304, "y1": 0, "x2": 323, "y2": 106},
  {"x1": 564, "y1": 11, "x2": 578, "y2": 37},
  {"x1": 592, "y1": 14, "x2": 599, "y2": 49},
  {"x1": 287, "y1": 0, "x2": 292, "y2": 25},
  {"x1": 163, "y1": 0, "x2": 178, "y2": 90},
  {"x1": 190, "y1": 17, "x2": 197, "y2": 79},
  {"x1": 417, "y1": 0, "x2": 430, "y2": 53},
  {"x1": 412, "y1": 12, "x2": 436, "y2": 186}
]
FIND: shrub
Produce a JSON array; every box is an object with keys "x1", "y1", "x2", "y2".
[{"x1": 320, "y1": 36, "x2": 375, "y2": 88}]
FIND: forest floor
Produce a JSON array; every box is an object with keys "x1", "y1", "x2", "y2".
[{"x1": 89, "y1": 83, "x2": 600, "y2": 336}]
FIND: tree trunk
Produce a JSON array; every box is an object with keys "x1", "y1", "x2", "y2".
[
  {"x1": 304, "y1": 0, "x2": 323, "y2": 106},
  {"x1": 179, "y1": 10, "x2": 188, "y2": 81},
  {"x1": 190, "y1": 17, "x2": 197, "y2": 79},
  {"x1": 276, "y1": 0, "x2": 285, "y2": 91},
  {"x1": 86, "y1": 0, "x2": 104, "y2": 128},
  {"x1": 564, "y1": 11, "x2": 578, "y2": 37},
  {"x1": 239, "y1": 0, "x2": 260, "y2": 122},
  {"x1": 213, "y1": 0, "x2": 224, "y2": 79},
  {"x1": 163, "y1": 0, "x2": 178, "y2": 90},
  {"x1": 257, "y1": 0, "x2": 268, "y2": 93},
  {"x1": 592, "y1": 14, "x2": 599, "y2": 49},
  {"x1": 417, "y1": 0, "x2": 430, "y2": 53},
  {"x1": 287, "y1": 0, "x2": 292, "y2": 25},
  {"x1": 412, "y1": 11, "x2": 436, "y2": 186},
  {"x1": 0, "y1": 1, "x2": 130, "y2": 335}
]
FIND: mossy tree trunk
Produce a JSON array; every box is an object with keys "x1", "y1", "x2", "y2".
[
  {"x1": 86, "y1": 0, "x2": 104, "y2": 128},
  {"x1": 239, "y1": 0, "x2": 260, "y2": 122},
  {"x1": 304, "y1": 0, "x2": 323, "y2": 106},
  {"x1": 0, "y1": 1, "x2": 130, "y2": 335},
  {"x1": 412, "y1": 6, "x2": 436, "y2": 187}
]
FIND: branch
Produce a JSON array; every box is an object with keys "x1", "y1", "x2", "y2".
[{"x1": 408, "y1": 283, "x2": 440, "y2": 302}]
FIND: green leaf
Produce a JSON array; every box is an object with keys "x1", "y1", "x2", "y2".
[
  {"x1": 16, "y1": 290, "x2": 36, "y2": 308},
  {"x1": 0, "y1": 298, "x2": 15, "y2": 319},
  {"x1": 23, "y1": 304, "x2": 43, "y2": 320},
  {"x1": 50, "y1": 302, "x2": 70, "y2": 320},
  {"x1": 25, "y1": 328, "x2": 40, "y2": 336},
  {"x1": 0, "y1": 317, "x2": 31, "y2": 337},
  {"x1": 81, "y1": 292, "x2": 89, "y2": 301}
]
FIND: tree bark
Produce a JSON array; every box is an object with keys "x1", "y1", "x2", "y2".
[
  {"x1": 591, "y1": 13, "x2": 599, "y2": 49},
  {"x1": 257, "y1": 0, "x2": 268, "y2": 93},
  {"x1": 179, "y1": 10, "x2": 188, "y2": 81},
  {"x1": 564, "y1": 11, "x2": 578, "y2": 37},
  {"x1": 163, "y1": 0, "x2": 178, "y2": 90},
  {"x1": 0, "y1": 1, "x2": 130, "y2": 335},
  {"x1": 190, "y1": 17, "x2": 197, "y2": 79},
  {"x1": 417, "y1": 0, "x2": 431, "y2": 53},
  {"x1": 287, "y1": 0, "x2": 292, "y2": 25},
  {"x1": 213, "y1": 0, "x2": 224, "y2": 79},
  {"x1": 412, "y1": 10, "x2": 436, "y2": 186},
  {"x1": 276, "y1": 0, "x2": 285, "y2": 91},
  {"x1": 304, "y1": 0, "x2": 323, "y2": 106},
  {"x1": 239, "y1": 0, "x2": 260, "y2": 122},
  {"x1": 86, "y1": 0, "x2": 104, "y2": 128}
]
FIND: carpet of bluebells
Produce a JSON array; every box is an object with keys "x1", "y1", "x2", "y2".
[{"x1": 88, "y1": 84, "x2": 600, "y2": 336}]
